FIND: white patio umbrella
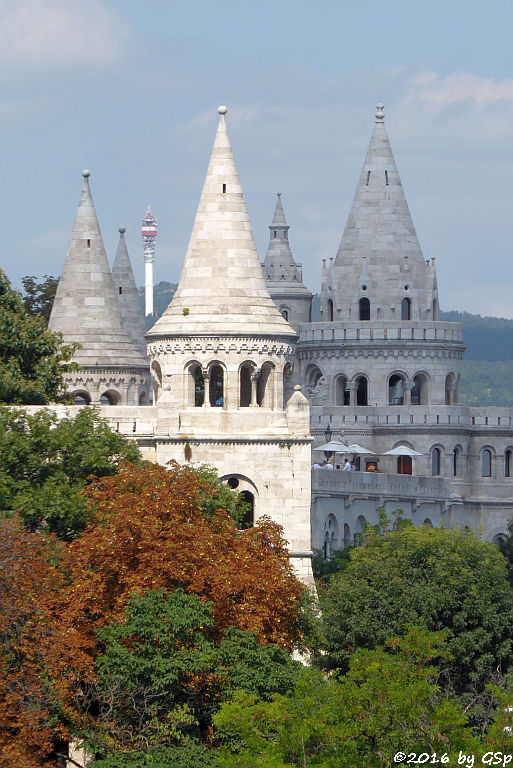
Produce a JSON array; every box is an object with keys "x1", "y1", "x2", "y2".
[
  {"x1": 346, "y1": 442, "x2": 375, "y2": 455},
  {"x1": 313, "y1": 440, "x2": 350, "y2": 453},
  {"x1": 383, "y1": 445, "x2": 424, "y2": 456}
]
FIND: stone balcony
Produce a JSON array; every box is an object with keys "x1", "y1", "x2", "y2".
[{"x1": 298, "y1": 320, "x2": 464, "y2": 346}]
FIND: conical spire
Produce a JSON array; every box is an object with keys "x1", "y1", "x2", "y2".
[
  {"x1": 262, "y1": 193, "x2": 310, "y2": 290},
  {"x1": 111, "y1": 227, "x2": 148, "y2": 357},
  {"x1": 335, "y1": 102, "x2": 425, "y2": 269},
  {"x1": 148, "y1": 107, "x2": 295, "y2": 339},
  {"x1": 49, "y1": 171, "x2": 147, "y2": 367},
  {"x1": 271, "y1": 192, "x2": 287, "y2": 226},
  {"x1": 327, "y1": 103, "x2": 433, "y2": 319}
]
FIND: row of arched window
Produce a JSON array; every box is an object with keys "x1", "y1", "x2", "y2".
[
  {"x1": 72, "y1": 389, "x2": 149, "y2": 406},
  {"x1": 306, "y1": 366, "x2": 458, "y2": 406},
  {"x1": 430, "y1": 445, "x2": 513, "y2": 478},
  {"x1": 325, "y1": 297, "x2": 439, "y2": 322},
  {"x1": 322, "y1": 513, "x2": 435, "y2": 557}
]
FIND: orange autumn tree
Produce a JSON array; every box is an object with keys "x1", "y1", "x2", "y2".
[
  {"x1": 0, "y1": 517, "x2": 74, "y2": 768},
  {"x1": 60, "y1": 461, "x2": 305, "y2": 666}
]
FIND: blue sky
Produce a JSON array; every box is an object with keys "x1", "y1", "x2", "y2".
[{"x1": 1, "y1": 0, "x2": 512, "y2": 316}]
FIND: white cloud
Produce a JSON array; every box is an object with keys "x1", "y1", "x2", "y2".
[
  {"x1": 408, "y1": 70, "x2": 513, "y2": 109},
  {"x1": 0, "y1": 0, "x2": 130, "y2": 67}
]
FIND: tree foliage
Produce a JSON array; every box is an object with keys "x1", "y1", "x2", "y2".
[
  {"x1": 60, "y1": 461, "x2": 305, "y2": 656},
  {"x1": 86, "y1": 588, "x2": 298, "y2": 764},
  {"x1": 21, "y1": 274, "x2": 59, "y2": 323},
  {"x1": 0, "y1": 517, "x2": 71, "y2": 768},
  {"x1": 214, "y1": 628, "x2": 481, "y2": 767},
  {"x1": 320, "y1": 525, "x2": 513, "y2": 725},
  {"x1": 0, "y1": 269, "x2": 76, "y2": 404},
  {"x1": 0, "y1": 406, "x2": 140, "y2": 538}
]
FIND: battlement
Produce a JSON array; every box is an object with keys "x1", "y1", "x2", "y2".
[{"x1": 299, "y1": 320, "x2": 463, "y2": 346}]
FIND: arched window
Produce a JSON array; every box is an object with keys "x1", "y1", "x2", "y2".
[
  {"x1": 72, "y1": 391, "x2": 91, "y2": 405},
  {"x1": 327, "y1": 299, "x2": 334, "y2": 322},
  {"x1": 354, "y1": 515, "x2": 367, "y2": 546},
  {"x1": 388, "y1": 374, "x2": 405, "y2": 405},
  {"x1": 445, "y1": 373, "x2": 455, "y2": 405},
  {"x1": 239, "y1": 490, "x2": 254, "y2": 529},
  {"x1": 335, "y1": 376, "x2": 350, "y2": 406},
  {"x1": 343, "y1": 523, "x2": 351, "y2": 546},
  {"x1": 493, "y1": 533, "x2": 508, "y2": 548},
  {"x1": 431, "y1": 447, "x2": 441, "y2": 476},
  {"x1": 240, "y1": 363, "x2": 253, "y2": 407},
  {"x1": 401, "y1": 297, "x2": 411, "y2": 320},
  {"x1": 100, "y1": 390, "x2": 120, "y2": 405},
  {"x1": 411, "y1": 373, "x2": 428, "y2": 405},
  {"x1": 257, "y1": 362, "x2": 275, "y2": 408},
  {"x1": 453, "y1": 446, "x2": 461, "y2": 477},
  {"x1": 355, "y1": 376, "x2": 368, "y2": 406},
  {"x1": 423, "y1": 518, "x2": 434, "y2": 527},
  {"x1": 359, "y1": 297, "x2": 370, "y2": 321},
  {"x1": 138, "y1": 392, "x2": 149, "y2": 405},
  {"x1": 188, "y1": 364, "x2": 204, "y2": 407},
  {"x1": 281, "y1": 309, "x2": 288, "y2": 321},
  {"x1": 506, "y1": 449, "x2": 513, "y2": 478},
  {"x1": 151, "y1": 361, "x2": 163, "y2": 404},
  {"x1": 323, "y1": 515, "x2": 339, "y2": 559},
  {"x1": 432, "y1": 298, "x2": 439, "y2": 319},
  {"x1": 209, "y1": 365, "x2": 224, "y2": 407},
  {"x1": 481, "y1": 449, "x2": 492, "y2": 477}
]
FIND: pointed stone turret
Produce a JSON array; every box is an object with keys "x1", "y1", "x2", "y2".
[
  {"x1": 323, "y1": 102, "x2": 435, "y2": 321},
  {"x1": 262, "y1": 193, "x2": 313, "y2": 331},
  {"x1": 111, "y1": 227, "x2": 148, "y2": 357},
  {"x1": 148, "y1": 107, "x2": 295, "y2": 339},
  {"x1": 49, "y1": 171, "x2": 149, "y2": 404}
]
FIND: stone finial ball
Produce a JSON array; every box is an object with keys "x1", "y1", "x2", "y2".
[
  {"x1": 218, "y1": 105, "x2": 227, "y2": 115},
  {"x1": 82, "y1": 169, "x2": 90, "y2": 178},
  {"x1": 119, "y1": 227, "x2": 126, "y2": 234},
  {"x1": 294, "y1": 384, "x2": 302, "y2": 391}
]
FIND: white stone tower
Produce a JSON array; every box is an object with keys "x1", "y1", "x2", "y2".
[
  {"x1": 300, "y1": 104, "x2": 464, "y2": 410},
  {"x1": 142, "y1": 206, "x2": 157, "y2": 317},
  {"x1": 146, "y1": 107, "x2": 313, "y2": 584},
  {"x1": 262, "y1": 193, "x2": 313, "y2": 332},
  {"x1": 48, "y1": 171, "x2": 150, "y2": 405}
]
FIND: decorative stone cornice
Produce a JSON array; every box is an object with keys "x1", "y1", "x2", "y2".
[{"x1": 148, "y1": 337, "x2": 296, "y2": 357}]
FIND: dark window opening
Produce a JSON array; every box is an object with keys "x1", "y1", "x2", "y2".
[
  {"x1": 273, "y1": 230, "x2": 277, "y2": 238},
  {"x1": 227, "y1": 477, "x2": 239, "y2": 489},
  {"x1": 209, "y1": 365, "x2": 224, "y2": 407},
  {"x1": 401, "y1": 297, "x2": 411, "y2": 320},
  {"x1": 356, "y1": 376, "x2": 368, "y2": 406},
  {"x1": 327, "y1": 299, "x2": 334, "y2": 322},
  {"x1": 366, "y1": 171, "x2": 371, "y2": 185},
  {"x1": 359, "y1": 297, "x2": 370, "y2": 321},
  {"x1": 222, "y1": 183, "x2": 226, "y2": 193},
  {"x1": 389, "y1": 374, "x2": 405, "y2": 405},
  {"x1": 239, "y1": 490, "x2": 254, "y2": 529},
  {"x1": 87, "y1": 239, "x2": 91, "y2": 247},
  {"x1": 397, "y1": 455, "x2": 412, "y2": 475},
  {"x1": 482, "y1": 449, "x2": 492, "y2": 477},
  {"x1": 385, "y1": 170, "x2": 389, "y2": 185},
  {"x1": 191, "y1": 366, "x2": 204, "y2": 407},
  {"x1": 240, "y1": 364, "x2": 252, "y2": 407},
  {"x1": 506, "y1": 449, "x2": 512, "y2": 478},
  {"x1": 281, "y1": 309, "x2": 288, "y2": 320},
  {"x1": 431, "y1": 447, "x2": 441, "y2": 476},
  {"x1": 453, "y1": 447, "x2": 460, "y2": 477},
  {"x1": 118, "y1": 286, "x2": 122, "y2": 294}
]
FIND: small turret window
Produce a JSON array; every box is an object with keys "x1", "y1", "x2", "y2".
[
  {"x1": 385, "y1": 170, "x2": 389, "y2": 186},
  {"x1": 273, "y1": 230, "x2": 277, "y2": 238},
  {"x1": 119, "y1": 287, "x2": 122, "y2": 295},
  {"x1": 401, "y1": 297, "x2": 411, "y2": 320},
  {"x1": 222, "y1": 183, "x2": 226, "y2": 193},
  {"x1": 366, "y1": 171, "x2": 371, "y2": 186},
  {"x1": 281, "y1": 309, "x2": 288, "y2": 321},
  {"x1": 327, "y1": 299, "x2": 334, "y2": 322},
  {"x1": 359, "y1": 297, "x2": 370, "y2": 321},
  {"x1": 87, "y1": 239, "x2": 90, "y2": 247}
]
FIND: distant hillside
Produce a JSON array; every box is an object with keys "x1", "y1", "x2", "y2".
[
  {"x1": 138, "y1": 281, "x2": 177, "y2": 328},
  {"x1": 440, "y1": 310, "x2": 513, "y2": 361}
]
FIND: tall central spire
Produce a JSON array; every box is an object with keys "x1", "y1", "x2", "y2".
[{"x1": 148, "y1": 107, "x2": 295, "y2": 339}]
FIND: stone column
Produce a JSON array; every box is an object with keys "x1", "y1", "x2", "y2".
[
  {"x1": 202, "y1": 369, "x2": 210, "y2": 407},
  {"x1": 250, "y1": 370, "x2": 259, "y2": 407}
]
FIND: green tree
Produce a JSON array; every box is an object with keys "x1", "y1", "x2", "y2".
[
  {"x1": 320, "y1": 525, "x2": 513, "y2": 726},
  {"x1": 214, "y1": 628, "x2": 479, "y2": 767},
  {"x1": 0, "y1": 407, "x2": 140, "y2": 538},
  {"x1": 84, "y1": 588, "x2": 299, "y2": 766},
  {"x1": 0, "y1": 269, "x2": 76, "y2": 404},
  {"x1": 20, "y1": 274, "x2": 59, "y2": 323}
]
